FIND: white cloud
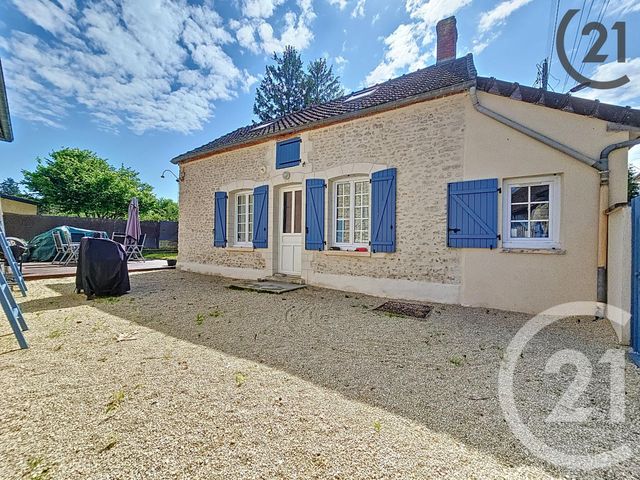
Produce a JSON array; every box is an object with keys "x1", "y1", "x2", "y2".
[
  {"x1": 471, "y1": 0, "x2": 532, "y2": 56},
  {"x1": 241, "y1": 0, "x2": 285, "y2": 19},
  {"x1": 609, "y1": 0, "x2": 640, "y2": 16},
  {"x1": 235, "y1": 23, "x2": 260, "y2": 54},
  {"x1": 365, "y1": 0, "x2": 470, "y2": 86},
  {"x1": 365, "y1": 23, "x2": 432, "y2": 86},
  {"x1": 2, "y1": 0, "x2": 256, "y2": 134},
  {"x1": 335, "y1": 55, "x2": 348, "y2": 65},
  {"x1": 327, "y1": 0, "x2": 348, "y2": 10},
  {"x1": 10, "y1": 0, "x2": 78, "y2": 35},
  {"x1": 577, "y1": 57, "x2": 640, "y2": 106},
  {"x1": 406, "y1": 0, "x2": 472, "y2": 24},
  {"x1": 371, "y1": 13, "x2": 380, "y2": 25},
  {"x1": 232, "y1": 0, "x2": 316, "y2": 55},
  {"x1": 351, "y1": 0, "x2": 366, "y2": 18},
  {"x1": 477, "y1": 0, "x2": 532, "y2": 33}
]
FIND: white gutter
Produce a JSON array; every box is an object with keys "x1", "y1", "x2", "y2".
[{"x1": 469, "y1": 86, "x2": 640, "y2": 311}]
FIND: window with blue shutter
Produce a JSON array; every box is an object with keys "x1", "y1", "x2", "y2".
[
  {"x1": 447, "y1": 179, "x2": 499, "y2": 248},
  {"x1": 371, "y1": 168, "x2": 397, "y2": 253},
  {"x1": 305, "y1": 178, "x2": 325, "y2": 250},
  {"x1": 252, "y1": 185, "x2": 269, "y2": 248},
  {"x1": 214, "y1": 191, "x2": 227, "y2": 247},
  {"x1": 276, "y1": 138, "x2": 301, "y2": 169}
]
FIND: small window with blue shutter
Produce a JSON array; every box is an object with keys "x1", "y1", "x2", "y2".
[
  {"x1": 214, "y1": 191, "x2": 227, "y2": 247},
  {"x1": 276, "y1": 138, "x2": 301, "y2": 169},
  {"x1": 447, "y1": 179, "x2": 499, "y2": 248}
]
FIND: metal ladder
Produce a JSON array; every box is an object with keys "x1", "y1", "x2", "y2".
[
  {"x1": 0, "y1": 228, "x2": 27, "y2": 296},
  {"x1": 0, "y1": 228, "x2": 28, "y2": 348},
  {"x1": 0, "y1": 269, "x2": 28, "y2": 348}
]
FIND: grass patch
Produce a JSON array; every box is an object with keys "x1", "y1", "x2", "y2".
[
  {"x1": 144, "y1": 250, "x2": 178, "y2": 260},
  {"x1": 235, "y1": 372, "x2": 247, "y2": 387},
  {"x1": 105, "y1": 388, "x2": 126, "y2": 413},
  {"x1": 195, "y1": 313, "x2": 206, "y2": 325},
  {"x1": 46, "y1": 329, "x2": 63, "y2": 339},
  {"x1": 209, "y1": 310, "x2": 223, "y2": 318},
  {"x1": 373, "y1": 420, "x2": 382, "y2": 433},
  {"x1": 96, "y1": 296, "x2": 120, "y2": 304},
  {"x1": 26, "y1": 456, "x2": 52, "y2": 480},
  {"x1": 98, "y1": 434, "x2": 119, "y2": 453},
  {"x1": 449, "y1": 355, "x2": 465, "y2": 367}
]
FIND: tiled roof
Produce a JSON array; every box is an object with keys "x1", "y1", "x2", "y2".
[
  {"x1": 475, "y1": 76, "x2": 640, "y2": 128},
  {"x1": 0, "y1": 60, "x2": 13, "y2": 143},
  {"x1": 171, "y1": 54, "x2": 477, "y2": 163},
  {"x1": 172, "y1": 53, "x2": 640, "y2": 163}
]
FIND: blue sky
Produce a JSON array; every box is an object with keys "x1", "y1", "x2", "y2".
[{"x1": 1, "y1": 0, "x2": 639, "y2": 201}]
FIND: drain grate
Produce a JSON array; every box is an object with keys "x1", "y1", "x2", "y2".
[{"x1": 374, "y1": 300, "x2": 432, "y2": 319}]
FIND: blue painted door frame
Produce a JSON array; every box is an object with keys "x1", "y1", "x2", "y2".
[{"x1": 631, "y1": 197, "x2": 640, "y2": 365}]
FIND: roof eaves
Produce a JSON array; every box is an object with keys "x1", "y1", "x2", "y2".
[
  {"x1": 476, "y1": 76, "x2": 640, "y2": 128},
  {"x1": 0, "y1": 59, "x2": 14, "y2": 143},
  {"x1": 171, "y1": 79, "x2": 475, "y2": 164},
  {"x1": 0, "y1": 194, "x2": 39, "y2": 205}
]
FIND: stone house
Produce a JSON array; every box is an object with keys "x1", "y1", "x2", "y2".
[{"x1": 172, "y1": 17, "x2": 639, "y2": 342}]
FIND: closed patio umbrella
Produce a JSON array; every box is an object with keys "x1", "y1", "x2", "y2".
[{"x1": 125, "y1": 197, "x2": 141, "y2": 246}]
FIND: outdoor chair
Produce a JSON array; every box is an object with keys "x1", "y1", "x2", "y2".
[
  {"x1": 51, "y1": 231, "x2": 67, "y2": 265},
  {"x1": 111, "y1": 232, "x2": 126, "y2": 245},
  {"x1": 126, "y1": 233, "x2": 146, "y2": 262},
  {"x1": 62, "y1": 230, "x2": 80, "y2": 266}
]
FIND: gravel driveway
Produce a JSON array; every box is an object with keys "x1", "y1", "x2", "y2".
[{"x1": 1, "y1": 270, "x2": 639, "y2": 479}]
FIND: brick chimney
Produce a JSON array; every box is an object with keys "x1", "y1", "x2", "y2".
[{"x1": 436, "y1": 16, "x2": 457, "y2": 63}]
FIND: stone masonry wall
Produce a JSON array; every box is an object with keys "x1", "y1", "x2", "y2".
[
  {"x1": 307, "y1": 95, "x2": 464, "y2": 284},
  {"x1": 178, "y1": 93, "x2": 466, "y2": 284},
  {"x1": 178, "y1": 143, "x2": 269, "y2": 270}
]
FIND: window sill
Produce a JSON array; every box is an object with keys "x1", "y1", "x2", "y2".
[
  {"x1": 227, "y1": 246, "x2": 254, "y2": 252},
  {"x1": 322, "y1": 250, "x2": 371, "y2": 257},
  {"x1": 501, "y1": 247, "x2": 566, "y2": 255}
]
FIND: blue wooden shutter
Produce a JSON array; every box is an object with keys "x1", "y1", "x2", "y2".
[
  {"x1": 371, "y1": 168, "x2": 397, "y2": 253},
  {"x1": 252, "y1": 185, "x2": 268, "y2": 248},
  {"x1": 305, "y1": 179, "x2": 325, "y2": 250},
  {"x1": 213, "y1": 191, "x2": 227, "y2": 247},
  {"x1": 276, "y1": 138, "x2": 301, "y2": 169},
  {"x1": 447, "y1": 179, "x2": 499, "y2": 248}
]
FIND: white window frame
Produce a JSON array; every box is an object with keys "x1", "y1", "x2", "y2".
[
  {"x1": 332, "y1": 177, "x2": 371, "y2": 249},
  {"x1": 234, "y1": 191, "x2": 253, "y2": 247},
  {"x1": 502, "y1": 175, "x2": 561, "y2": 249}
]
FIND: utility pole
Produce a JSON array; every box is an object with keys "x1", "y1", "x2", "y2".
[{"x1": 541, "y1": 58, "x2": 549, "y2": 91}]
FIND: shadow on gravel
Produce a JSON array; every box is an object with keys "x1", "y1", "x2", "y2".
[{"x1": 18, "y1": 269, "x2": 640, "y2": 478}]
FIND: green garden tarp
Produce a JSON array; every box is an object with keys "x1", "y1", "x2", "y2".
[{"x1": 26, "y1": 226, "x2": 108, "y2": 262}]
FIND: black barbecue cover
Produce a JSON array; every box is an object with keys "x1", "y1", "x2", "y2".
[{"x1": 75, "y1": 237, "x2": 130, "y2": 298}]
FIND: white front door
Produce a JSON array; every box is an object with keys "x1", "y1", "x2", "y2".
[{"x1": 279, "y1": 186, "x2": 303, "y2": 275}]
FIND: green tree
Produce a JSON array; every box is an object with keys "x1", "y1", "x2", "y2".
[
  {"x1": 0, "y1": 177, "x2": 23, "y2": 196},
  {"x1": 630, "y1": 165, "x2": 639, "y2": 201},
  {"x1": 22, "y1": 148, "x2": 157, "y2": 218},
  {"x1": 254, "y1": 46, "x2": 307, "y2": 122},
  {"x1": 142, "y1": 197, "x2": 179, "y2": 221},
  {"x1": 305, "y1": 58, "x2": 344, "y2": 106},
  {"x1": 253, "y1": 46, "x2": 343, "y2": 122}
]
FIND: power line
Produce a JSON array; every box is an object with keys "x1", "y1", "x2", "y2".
[
  {"x1": 577, "y1": 0, "x2": 611, "y2": 79},
  {"x1": 562, "y1": 0, "x2": 595, "y2": 91},
  {"x1": 567, "y1": 0, "x2": 588, "y2": 70},
  {"x1": 540, "y1": 0, "x2": 561, "y2": 91},
  {"x1": 548, "y1": 0, "x2": 561, "y2": 68}
]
